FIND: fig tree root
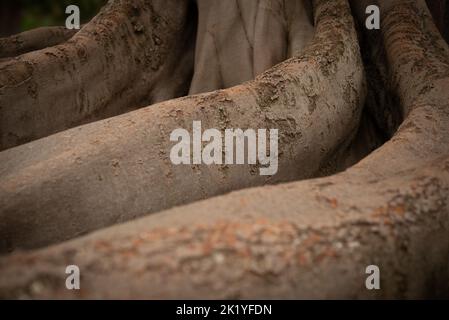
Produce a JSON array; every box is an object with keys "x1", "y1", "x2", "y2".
[
  {"x1": 0, "y1": 0, "x2": 364, "y2": 252},
  {"x1": 0, "y1": 26, "x2": 79, "y2": 59},
  {"x1": 0, "y1": 0, "x2": 448, "y2": 299},
  {"x1": 0, "y1": 0, "x2": 196, "y2": 151},
  {"x1": 189, "y1": 0, "x2": 314, "y2": 94}
]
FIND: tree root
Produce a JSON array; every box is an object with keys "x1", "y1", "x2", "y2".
[
  {"x1": 0, "y1": 26, "x2": 80, "y2": 59},
  {"x1": 0, "y1": 0, "x2": 196, "y2": 151},
  {"x1": 0, "y1": 0, "x2": 365, "y2": 252},
  {"x1": 0, "y1": 0, "x2": 448, "y2": 299}
]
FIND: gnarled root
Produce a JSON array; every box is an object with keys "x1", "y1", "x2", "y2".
[
  {"x1": 0, "y1": 26, "x2": 79, "y2": 59},
  {"x1": 0, "y1": 0, "x2": 364, "y2": 252},
  {"x1": 0, "y1": 0, "x2": 448, "y2": 299},
  {"x1": 0, "y1": 0, "x2": 196, "y2": 151}
]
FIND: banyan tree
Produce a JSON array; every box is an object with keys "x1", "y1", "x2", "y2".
[{"x1": 0, "y1": 0, "x2": 448, "y2": 298}]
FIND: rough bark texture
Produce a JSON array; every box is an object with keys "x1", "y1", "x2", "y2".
[
  {"x1": 0, "y1": 0, "x2": 196, "y2": 151},
  {"x1": 0, "y1": 0, "x2": 448, "y2": 299},
  {"x1": 0, "y1": 26, "x2": 79, "y2": 59},
  {"x1": 0, "y1": 0, "x2": 363, "y2": 252}
]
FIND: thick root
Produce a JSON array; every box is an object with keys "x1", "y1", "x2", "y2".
[
  {"x1": 0, "y1": 0, "x2": 196, "y2": 151},
  {"x1": 0, "y1": 0, "x2": 448, "y2": 299},
  {"x1": 0, "y1": 0, "x2": 364, "y2": 252},
  {"x1": 0, "y1": 26, "x2": 79, "y2": 59}
]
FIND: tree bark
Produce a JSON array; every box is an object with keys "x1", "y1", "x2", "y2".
[
  {"x1": 189, "y1": 0, "x2": 314, "y2": 94},
  {"x1": 0, "y1": 0, "x2": 196, "y2": 151},
  {"x1": 0, "y1": 0, "x2": 448, "y2": 299},
  {"x1": 0, "y1": 0, "x2": 364, "y2": 252},
  {"x1": 0, "y1": 26, "x2": 79, "y2": 59}
]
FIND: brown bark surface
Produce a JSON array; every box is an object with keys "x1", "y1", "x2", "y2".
[
  {"x1": 0, "y1": 0, "x2": 196, "y2": 151},
  {"x1": 0, "y1": 0, "x2": 448, "y2": 299},
  {"x1": 0, "y1": 0, "x2": 363, "y2": 252}
]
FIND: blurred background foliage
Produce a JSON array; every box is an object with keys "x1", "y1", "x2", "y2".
[{"x1": 1, "y1": 0, "x2": 107, "y2": 37}]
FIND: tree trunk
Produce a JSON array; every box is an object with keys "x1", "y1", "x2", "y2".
[{"x1": 0, "y1": 0, "x2": 448, "y2": 299}]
